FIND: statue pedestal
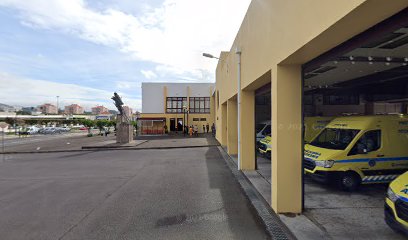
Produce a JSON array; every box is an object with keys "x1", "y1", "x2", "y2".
[{"x1": 116, "y1": 114, "x2": 134, "y2": 144}]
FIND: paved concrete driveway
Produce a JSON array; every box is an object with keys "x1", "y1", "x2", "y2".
[{"x1": 0, "y1": 147, "x2": 269, "y2": 240}]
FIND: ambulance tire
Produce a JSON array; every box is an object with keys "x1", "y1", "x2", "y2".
[{"x1": 339, "y1": 172, "x2": 361, "y2": 191}]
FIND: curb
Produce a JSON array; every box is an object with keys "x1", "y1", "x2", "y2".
[
  {"x1": 1, "y1": 144, "x2": 221, "y2": 154},
  {"x1": 217, "y1": 146, "x2": 296, "y2": 240},
  {"x1": 81, "y1": 140, "x2": 148, "y2": 149}
]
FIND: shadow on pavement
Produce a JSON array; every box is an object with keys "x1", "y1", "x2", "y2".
[{"x1": 204, "y1": 147, "x2": 271, "y2": 240}]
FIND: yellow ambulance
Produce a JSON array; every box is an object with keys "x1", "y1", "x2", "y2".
[
  {"x1": 258, "y1": 116, "x2": 333, "y2": 158},
  {"x1": 385, "y1": 171, "x2": 408, "y2": 235},
  {"x1": 258, "y1": 136, "x2": 272, "y2": 158},
  {"x1": 304, "y1": 115, "x2": 408, "y2": 190}
]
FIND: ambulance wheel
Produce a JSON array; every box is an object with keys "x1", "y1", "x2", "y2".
[{"x1": 339, "y1": 172, "x2": 361, "y2": 191}]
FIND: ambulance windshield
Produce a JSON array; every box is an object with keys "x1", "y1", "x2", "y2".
[{"x1": 310, "y1": 128, "x2": 360, "y2": 150}]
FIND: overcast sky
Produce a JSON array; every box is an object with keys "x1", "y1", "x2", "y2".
[{"x1": 0, "y1": 0, "x2": 251, "y2": 111}]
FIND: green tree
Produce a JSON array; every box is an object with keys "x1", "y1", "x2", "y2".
[
  {"x1": 25, "y1": 119, "x2": 38, "y2": 126},
  {"x1": 106, "y1": 120, "x2": 116, "y2": 131},
  {"x1": 80, "y1": 119, "x2": 95, "y2": 134},
  {"x1": 131, "y1": 121, "x2": 137, "y2": 130},
  {"x1": 15, "y1": 110, "x2": 31, "y2": 115},
  {"x1": 96, "y1": 120, "x2": 108, "y2": 134},
  {"x1": 4, "y1": 117, "x2": 14, "y2": 126}
]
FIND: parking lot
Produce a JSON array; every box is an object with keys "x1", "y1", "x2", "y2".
[
  {"x1": 0, "y1": 144, "x2": 271, "y2": 240},
  {"x1": 1, "y1": 131, "x2": 117, "y2": 152}
]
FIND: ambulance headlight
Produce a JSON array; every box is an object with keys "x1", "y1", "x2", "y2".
[
  {"x1": 387, "y1": 187, "x2": 399, "y2": 202},
  {"x1": 324, "y1": 160, "x2": 335, "y2": 168},
  {"x1": 315, "y1": 160, "x2": 335, "y2": 168}
]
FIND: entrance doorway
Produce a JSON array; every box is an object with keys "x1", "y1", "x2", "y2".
[
  {"x1": 170, "y1": 118, "x2": 176, "y2": 132},
  {"x1": 177, "y1": 118, "x2": 183, "y2": 132}
]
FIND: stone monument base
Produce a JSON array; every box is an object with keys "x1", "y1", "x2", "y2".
[
  {"x1": 116, "y1": 114, "x2": 134, "y2": 144},
  {"x1": 117, "y1": 123, "x2": 133, "y2": 144}
]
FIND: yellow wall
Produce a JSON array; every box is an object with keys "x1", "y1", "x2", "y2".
[
  {"x1": 214, "y1": 0, "x2": 408, "y2": 213},
  {"x1": 216, "y1": 0, "x2": 408, "y2": 105}
]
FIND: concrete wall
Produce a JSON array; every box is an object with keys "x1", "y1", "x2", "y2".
[
  {"x1": 214, "y1": 0, "x2": 408, "y2": 213},
  {"x1": 142, "y1": 82, "x2": 215, "y2": 113}
]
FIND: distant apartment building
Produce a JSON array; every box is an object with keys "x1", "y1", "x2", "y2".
[
  {"x1": 64, "y1": 104, "x2": 84, "y2": 115},
  {"x1": 91, "y1": 105, "x2": 108, "y2": 115},
  {"x1": 37, "y1": 103, "x2": 58, "y2": 114}
]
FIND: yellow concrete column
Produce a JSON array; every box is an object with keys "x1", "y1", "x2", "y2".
[
  {"x1": 218, "y1": 103, "x2": 227, "y2": 146},
  {"x1": 227, "y1": 98, "x2": 238, "y2": 155},
  {"x1": 210, "y1": 94, "x2": 216, "y2": 125},
  {"x1": 210, "y1": 86, "x2": 215, "y2": 125},
  {"x1": 239, "y1": 90, "x2": 255, "y2": 170},
  {"x1": 271, "y1": 65, "x2": 302, "y2": 214}
]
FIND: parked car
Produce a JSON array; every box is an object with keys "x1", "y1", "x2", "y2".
[{"x1": 26, "y1": 126, "x2": 40, "y2": 135}]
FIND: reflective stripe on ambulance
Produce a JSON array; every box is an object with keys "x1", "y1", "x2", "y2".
[{"x1": 362, "y1": 175, "x2": 399, "y2": 182}]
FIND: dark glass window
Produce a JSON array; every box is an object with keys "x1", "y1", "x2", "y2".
[
  {"x1": 166, "y1": 97, "x2": 187, "y2": 113},
  {"x1": 189, "y1": 97, "x2": 210, "y2": 113},
  {"x1": 323, "y1": 94, "x2": 359, "y2": 105},
  {"x1": 310, "y1": 128, "x2": 360, "y2": 150}
]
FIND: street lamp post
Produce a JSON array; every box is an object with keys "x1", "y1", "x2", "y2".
[
  {"x1": 56, "y1": 96, "x2": 60, "y2": 115},
  {"x1": 202, "y1": 53, "x2": 219, "y2": 59},
  {"x1": 203, "y1": 50, "x2": 242, "y2": 170},
  {"x1": 0, "y1": 122, "x2": 8, "y2": 162},
  {"x1": 183, "y1": 105, "x2": 187, "y2": 136}
]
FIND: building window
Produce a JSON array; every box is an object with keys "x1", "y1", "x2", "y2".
[
  {"x1": 323, "y1": 94, "x2": 359, "y2": 105},
  {"x1": 189, "y1": 97, "x2": 210, "y2": 113},
  {"x1": 193, "y1": 118, "x2": 200, "y2": 121},
  {"x1": 166, "y1": 97, "x2": 187, "y2": 113},
  {"x1": 200, "y1": 118, "x2": 206, "y2": 121}
]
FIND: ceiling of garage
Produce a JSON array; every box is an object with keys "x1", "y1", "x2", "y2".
[{"x1": 304, "y1": 26, "x2": 408, "y2": 90}]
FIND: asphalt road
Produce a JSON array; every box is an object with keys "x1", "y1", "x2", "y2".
[
  {"x1": 2, "y1": 132, "x2": 117, "y2": 152},
  {"x1": 0, "y1": 147, "x2": 269, "y2": 240}
]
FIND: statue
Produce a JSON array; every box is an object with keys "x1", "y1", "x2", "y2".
[
  {"x1": 111, "y1": 92, "x2": 133, "y2": 143},
  {"x1": 111, "y1": 92, "x2": 128, "y2": 121}
]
